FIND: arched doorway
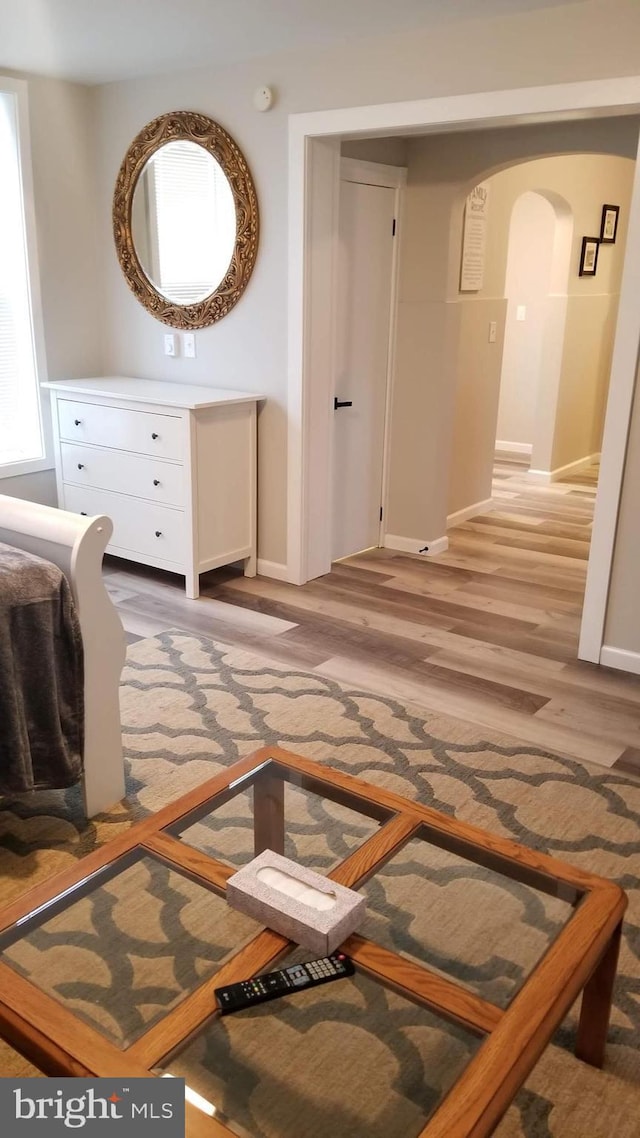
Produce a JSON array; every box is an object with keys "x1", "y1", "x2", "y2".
[{"x1": 496, "y1": 189, "x2": 573, "y2": 474}]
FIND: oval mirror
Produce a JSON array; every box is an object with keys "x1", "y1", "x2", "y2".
[{"x1": 113, "y1": 111, "x2": 259, "y2": 329}]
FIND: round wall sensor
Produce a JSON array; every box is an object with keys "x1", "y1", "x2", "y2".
[{"x1": 253, "y1": 85, "x2": 274, "y2": 112}]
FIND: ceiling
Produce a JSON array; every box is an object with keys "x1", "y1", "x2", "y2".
[{"x1": 0, "y1": 0, "x2": 588, "y2": 86}]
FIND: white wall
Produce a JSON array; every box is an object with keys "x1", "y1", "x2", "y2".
[
  {"x1": 496, "y1": 191, "x2": 557, "y2": 451},
  {"x1": 0, "y1": 470, "x2": 57, "y2": 507},
  {"x1": 341, "y1": 138, "x2": 408, "y2": 167},
  {"x1": 93, "y1": 3, "x2": 640, "y2": 566}
]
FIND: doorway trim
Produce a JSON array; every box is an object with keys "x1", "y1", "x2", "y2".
[{"x1": 287, "y1": 78, "x2": 640, "y2": 665}]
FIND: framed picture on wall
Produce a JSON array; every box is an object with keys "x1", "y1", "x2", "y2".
[
  {"x1": 579, "y1": 236, "x2": 600, "y2": 277},
  {"x1": 600, "y1": 204, "x2": 620, "y2": 244}
]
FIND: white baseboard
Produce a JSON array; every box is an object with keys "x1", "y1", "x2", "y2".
[
  {"x1": 447, "y1": 498, "x2": 493, "y2": 528},
  {"x1": 599, "y1": 645, "x2": 640, "y2": 675},
  {"x1": 495, "y1": 440, "x2": 532, "y2": 456},
  {"x1": 384, "y1": 533, "x2": 449, "y2": 556},
  {"x1": 256, "y1": 558, "x2": 290, "y2": 582},
  {"x1": 528, "y1": 452, "x2": 601, "y2": 484}
]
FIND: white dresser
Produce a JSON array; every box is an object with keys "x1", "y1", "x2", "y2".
[{"x1": 44, "y1": 377, "x2": 263, "y2": 598}]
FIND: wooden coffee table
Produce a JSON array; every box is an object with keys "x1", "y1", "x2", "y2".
[{"x1": 0, "y1": 747, "x2": 627, "y2": 1138}]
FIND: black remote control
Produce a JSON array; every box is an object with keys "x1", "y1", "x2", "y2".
[{"x1": 215, "y1": 953, "x2": 355, "y2": 1014}]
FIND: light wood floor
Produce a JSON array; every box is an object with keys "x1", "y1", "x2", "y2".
[{"x1": 104, "y1": 458, "x2": 640, "y2": 778}]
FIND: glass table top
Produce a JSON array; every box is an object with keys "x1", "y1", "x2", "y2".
[
  {"x1": 357, "y1": 831, "x2": 575, "y2": 1008},
  {"x1": 0, "y1": 747, "x2": 601, "y2": 1138},
  {"x1": 173, "y1": 778, "x2": 383, "y2": 874},
  {"x1": 159, "y1": 948, "x2": 483, "y2": 1138},
  {"x1": 0, "y1": 851, "x2": 262, "y2": 1047}
]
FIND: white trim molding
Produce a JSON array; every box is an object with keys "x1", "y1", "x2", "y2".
[
  {"x1": 527, "y1": 453, "x2": 601, "y2": 484},
  {"x1": 384, "y1": 534, "x2": 449, "y2": 557},
  {"x1": 495, "y1": 441, "x2": 532, "y2": 456},
  {"x1": 447, "y1": 498, "x2": 494, "y2": 528},
  {"x1": 256, "y1": 559, "x2": 291, "y2": 582},
  {"x1": 288, "y1": 76, "x2": 640, "y2": 677},
  {"x1": 340, "y1": 156, "x2": 407, "y2": 188},
  {"x1": 599, "y1": 646, "x2": 640, "y2": 676}
]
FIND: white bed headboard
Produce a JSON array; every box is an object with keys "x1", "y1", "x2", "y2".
[{"x1": 0, "y1": 494, "x2": 126, "y2": 816}]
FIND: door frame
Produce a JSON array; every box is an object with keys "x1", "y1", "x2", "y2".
[
  {"x1": 335, "y1": 157, "x2": 406, "y2": 555},
  {"x1": 287, "y1": 78, "x2": 640, "y2": 666}
]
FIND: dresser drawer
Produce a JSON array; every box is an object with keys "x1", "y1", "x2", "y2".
[
  {"x1": 57, "y1": 399, "x2": 184, "y2": 460},
  {"x1": 62, "y1": 484, "x2": 186, "y2": 566},
  {"x1": 60, "y1": 442, "x2": 185, "y2": 507}
]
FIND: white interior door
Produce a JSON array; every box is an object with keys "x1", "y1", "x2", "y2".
[{"x1": 332, "y1": 174, "x2": 397, "y2": 561}]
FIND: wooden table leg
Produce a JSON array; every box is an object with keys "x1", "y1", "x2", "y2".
[
  {"x1": 575, "y1": 920, "x2": 623, "y2": 1067},
  {"x1": 253, "y1": 770, "x2": 285, "y2": 856}
]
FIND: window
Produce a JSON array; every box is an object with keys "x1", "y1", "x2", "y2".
[{"x1": 0, "y1": 78, "x2": 48, "y2": 475}]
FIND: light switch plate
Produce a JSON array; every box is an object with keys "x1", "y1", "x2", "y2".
[
  {"x1": 164, "y1": 333, "x2": 177, "y2": 357},
  {"x1": 516, "y1": 305, "x2": 527, "y2": 322},
  {"x1": 183, "y1": 333, "x2": 196, "y2": 359},
  {"x1": 488, "y1": 321, "x2": 497, "y2": 343}
]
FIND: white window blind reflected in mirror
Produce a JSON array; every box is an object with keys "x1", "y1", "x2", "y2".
[
  {"x1": 144, "y1": 140, "x2": 236, "y2": 305},
  {"x1": 0, "y1": 89, "x2": 45, "y2": 469}
]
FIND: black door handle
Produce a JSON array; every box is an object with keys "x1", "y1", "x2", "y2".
[{"x1": 334, "y1": 398, "x2": 353, "y2": 410}]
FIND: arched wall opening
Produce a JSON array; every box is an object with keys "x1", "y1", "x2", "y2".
[
  {"x1": 441, "y1": 150, "x2": 635, "y2": 525},
  {"x1": 495, "y1": 190, "x2": 573, "y2": 473}
]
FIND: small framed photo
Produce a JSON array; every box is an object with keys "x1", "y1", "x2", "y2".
[
  {"x1": 579, "y1": 236, "x2": 600, "y2": 277},
  {"x1": 600, "y1": 204, "x2": 620, "y2": 244}
]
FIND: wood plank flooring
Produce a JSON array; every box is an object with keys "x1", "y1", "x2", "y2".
[{"x1": 105, "y1": 458, "x2": 640, "y2": 778}]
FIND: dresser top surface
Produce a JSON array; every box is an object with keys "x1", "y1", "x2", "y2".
[{"x1": 43, "y1": 377, "x2": 264, "y2": 410}]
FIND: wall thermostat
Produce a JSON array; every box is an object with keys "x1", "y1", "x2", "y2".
[{"x1": 253, "y1": 86, "x2": 274, "y2": 112}]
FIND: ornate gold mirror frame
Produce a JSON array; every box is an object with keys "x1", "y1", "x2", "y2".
[{"x1": 113, "y1": 110, "x2": 259, "y2": 329}]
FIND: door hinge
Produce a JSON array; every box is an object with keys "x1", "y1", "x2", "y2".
[
  {"x1": 392, "y1": 218, "x2": 396, "y2": 237},
  {"x1": 379, "y1": 506, "x2": 383, "y2": 522}
]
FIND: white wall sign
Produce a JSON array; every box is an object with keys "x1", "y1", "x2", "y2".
[{"x1": 460, "y1": 182, "x2": 490, "y2": 291}]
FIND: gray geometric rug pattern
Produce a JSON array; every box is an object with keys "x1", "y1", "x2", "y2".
[{"x1": 0, "y1": 631, "x2": 638, "y2": 1137}]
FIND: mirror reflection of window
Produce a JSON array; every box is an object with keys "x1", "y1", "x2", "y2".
[{"x1": 133, "y1": 140, "x2": 236, "y2": 305}]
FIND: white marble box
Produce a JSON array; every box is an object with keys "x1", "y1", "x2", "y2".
[{"x1": 226, "y1": 849, "x2": 366, "y2": 955}]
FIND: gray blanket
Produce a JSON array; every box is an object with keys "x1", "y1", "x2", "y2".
[{"x1": 0, "y1": 542, "x2": 84, "y2": 794}]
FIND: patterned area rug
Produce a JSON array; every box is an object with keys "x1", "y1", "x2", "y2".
[{"x1": 0, "y1": 631, "x2": 638, "y2": 1137}]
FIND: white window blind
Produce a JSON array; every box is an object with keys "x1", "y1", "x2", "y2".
[
  {"x1": 151, "y1": 141, "x2": 236, "y2": 304},
  {"x1": 0, "y1": 86, "x2": 45, "y2": 470}
]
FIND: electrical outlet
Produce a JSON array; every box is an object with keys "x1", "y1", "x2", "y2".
[
  {"x1": 183, "y1": 333, "x2": 196, "y2": 359},
  {"x1": 488, "y1": 321, "x2": 497, "y2": 343},
  {"x1": 164, "y1": 333, "x2": 177, "y2": 357},
  {"x1": 516, "y1": 305, "x2": 527, "y2": 322}
]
